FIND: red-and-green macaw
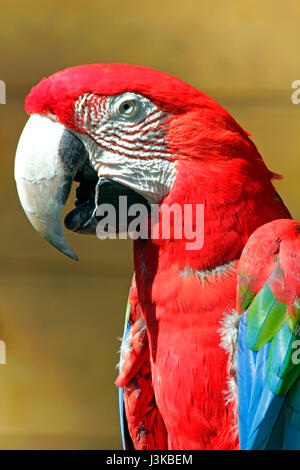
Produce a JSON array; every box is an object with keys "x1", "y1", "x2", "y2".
[{"x1": 14, "y1": 64, "x2": 300, "y2": 450}]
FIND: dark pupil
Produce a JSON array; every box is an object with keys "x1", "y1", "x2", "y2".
[{"x1": 123, "y1": 103, "x2": 131, "y2": 111}]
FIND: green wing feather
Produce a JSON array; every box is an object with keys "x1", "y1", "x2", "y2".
[{"x1": 240, "y1": 266, "x2": 300, "y2": 396}]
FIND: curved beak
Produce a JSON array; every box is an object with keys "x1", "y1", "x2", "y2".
[{"x1": 14, "y1": 114, "x2": 88, "y2": 260}]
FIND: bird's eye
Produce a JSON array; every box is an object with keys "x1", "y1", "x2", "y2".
[{"x1": 118, "y1": 99, "x2": 138, "y2": 118}]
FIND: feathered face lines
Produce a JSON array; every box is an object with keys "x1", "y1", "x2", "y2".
[
  {"x1": 70, "y1": 93, "x2": 262, "y2": 175},
  {"x1": 65, "y1": 91, "x2": 177, "y2": 204},
  {"x1": 72, "y1": 92, "x2": 174, "y2": 162}
]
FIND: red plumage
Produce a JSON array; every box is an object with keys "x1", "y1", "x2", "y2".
[
  {"x1": 237, "y1": 219, "x2": 300, "y2": 312},
  {"x1": 25, "y1": 64, "x2": 292, "y2": 449}
]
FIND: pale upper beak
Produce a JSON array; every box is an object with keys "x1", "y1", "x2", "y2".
[{"x1": 14, "y1": 114, "x2": 89, "y2": 260}]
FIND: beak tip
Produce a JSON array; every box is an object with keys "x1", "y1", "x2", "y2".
[
  {"x1": 47, "y1": 238, "x2": 79, "y2": 261},
  {"x1": 23, "y1": 210, "x2": 78, "y2": 261},
  {"x1": 63, "y1": 250, "x2": 79, "y2": 261},
  {"x1": 50, "y1": 241, "x2": 79, "y2": 261},
  {"x1": 68, "y1": 252, "x2": 79, "y2": 262}
]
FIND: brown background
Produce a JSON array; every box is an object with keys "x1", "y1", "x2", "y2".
[{"x1": 0, "y1": 0, "x2": 300, "y2": 449}]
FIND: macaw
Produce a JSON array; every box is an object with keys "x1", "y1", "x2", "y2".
[{"x1": 14, "y1": 64, "x2": 300, "y2": 450}]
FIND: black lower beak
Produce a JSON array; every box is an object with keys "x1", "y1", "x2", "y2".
[{"x1": 64, "y1": 178, "x2": 150, "y2": 235}]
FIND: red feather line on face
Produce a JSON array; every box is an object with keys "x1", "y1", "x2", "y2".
[{"x1": 73, "y1": 92, "x2": 172, "y2": 161}]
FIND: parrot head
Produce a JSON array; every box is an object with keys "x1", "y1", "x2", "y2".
[{"x1": 14, "y1": 64, "x2": 280, "y2": 261}]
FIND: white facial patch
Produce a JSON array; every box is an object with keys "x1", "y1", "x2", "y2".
[
  {"x1": 14, "y1": 114, "x2": 66, "y2": 182},
  {"x1": 73, "y1": 92, "x2": 176, "y2": 203}
]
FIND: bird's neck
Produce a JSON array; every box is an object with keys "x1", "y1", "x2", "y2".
[{"x1": 133, "y1": 158, "x2": 291, "y2": 305}]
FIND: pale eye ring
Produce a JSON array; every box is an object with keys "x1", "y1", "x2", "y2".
[{"x1": 118, "y1": 99, "x2": 138, "y2": 118}]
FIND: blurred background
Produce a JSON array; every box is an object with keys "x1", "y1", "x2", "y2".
[{"x1": 0, "y1": 0, "x2": 300, "y2": 449}]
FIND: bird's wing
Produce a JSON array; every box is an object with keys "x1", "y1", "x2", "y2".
[
  {"x1": 236, "y1": 219, "x2": 300, "y2": 450},
  {"x1": 118, "y1": 300, "x2": 134, "y2": 450},
  {"x1": 116, "y1": 277, "x2": 168, "y2": 450}
]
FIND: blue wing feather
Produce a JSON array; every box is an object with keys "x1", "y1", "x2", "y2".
[
  {"x1": 119, "y1": 319, "x2": 131, "y2": 449},
  {"x1": 237, "y1": 312, "x2": 300, "y2": 449}
]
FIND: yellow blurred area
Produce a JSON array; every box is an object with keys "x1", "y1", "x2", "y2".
[{"x1": 0, "y1": 0, "x2": 300, "y2": 449}]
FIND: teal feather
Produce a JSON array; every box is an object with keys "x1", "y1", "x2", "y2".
[{"x1": 246, "y1": 282, "x2": 287, "y2": 351}]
